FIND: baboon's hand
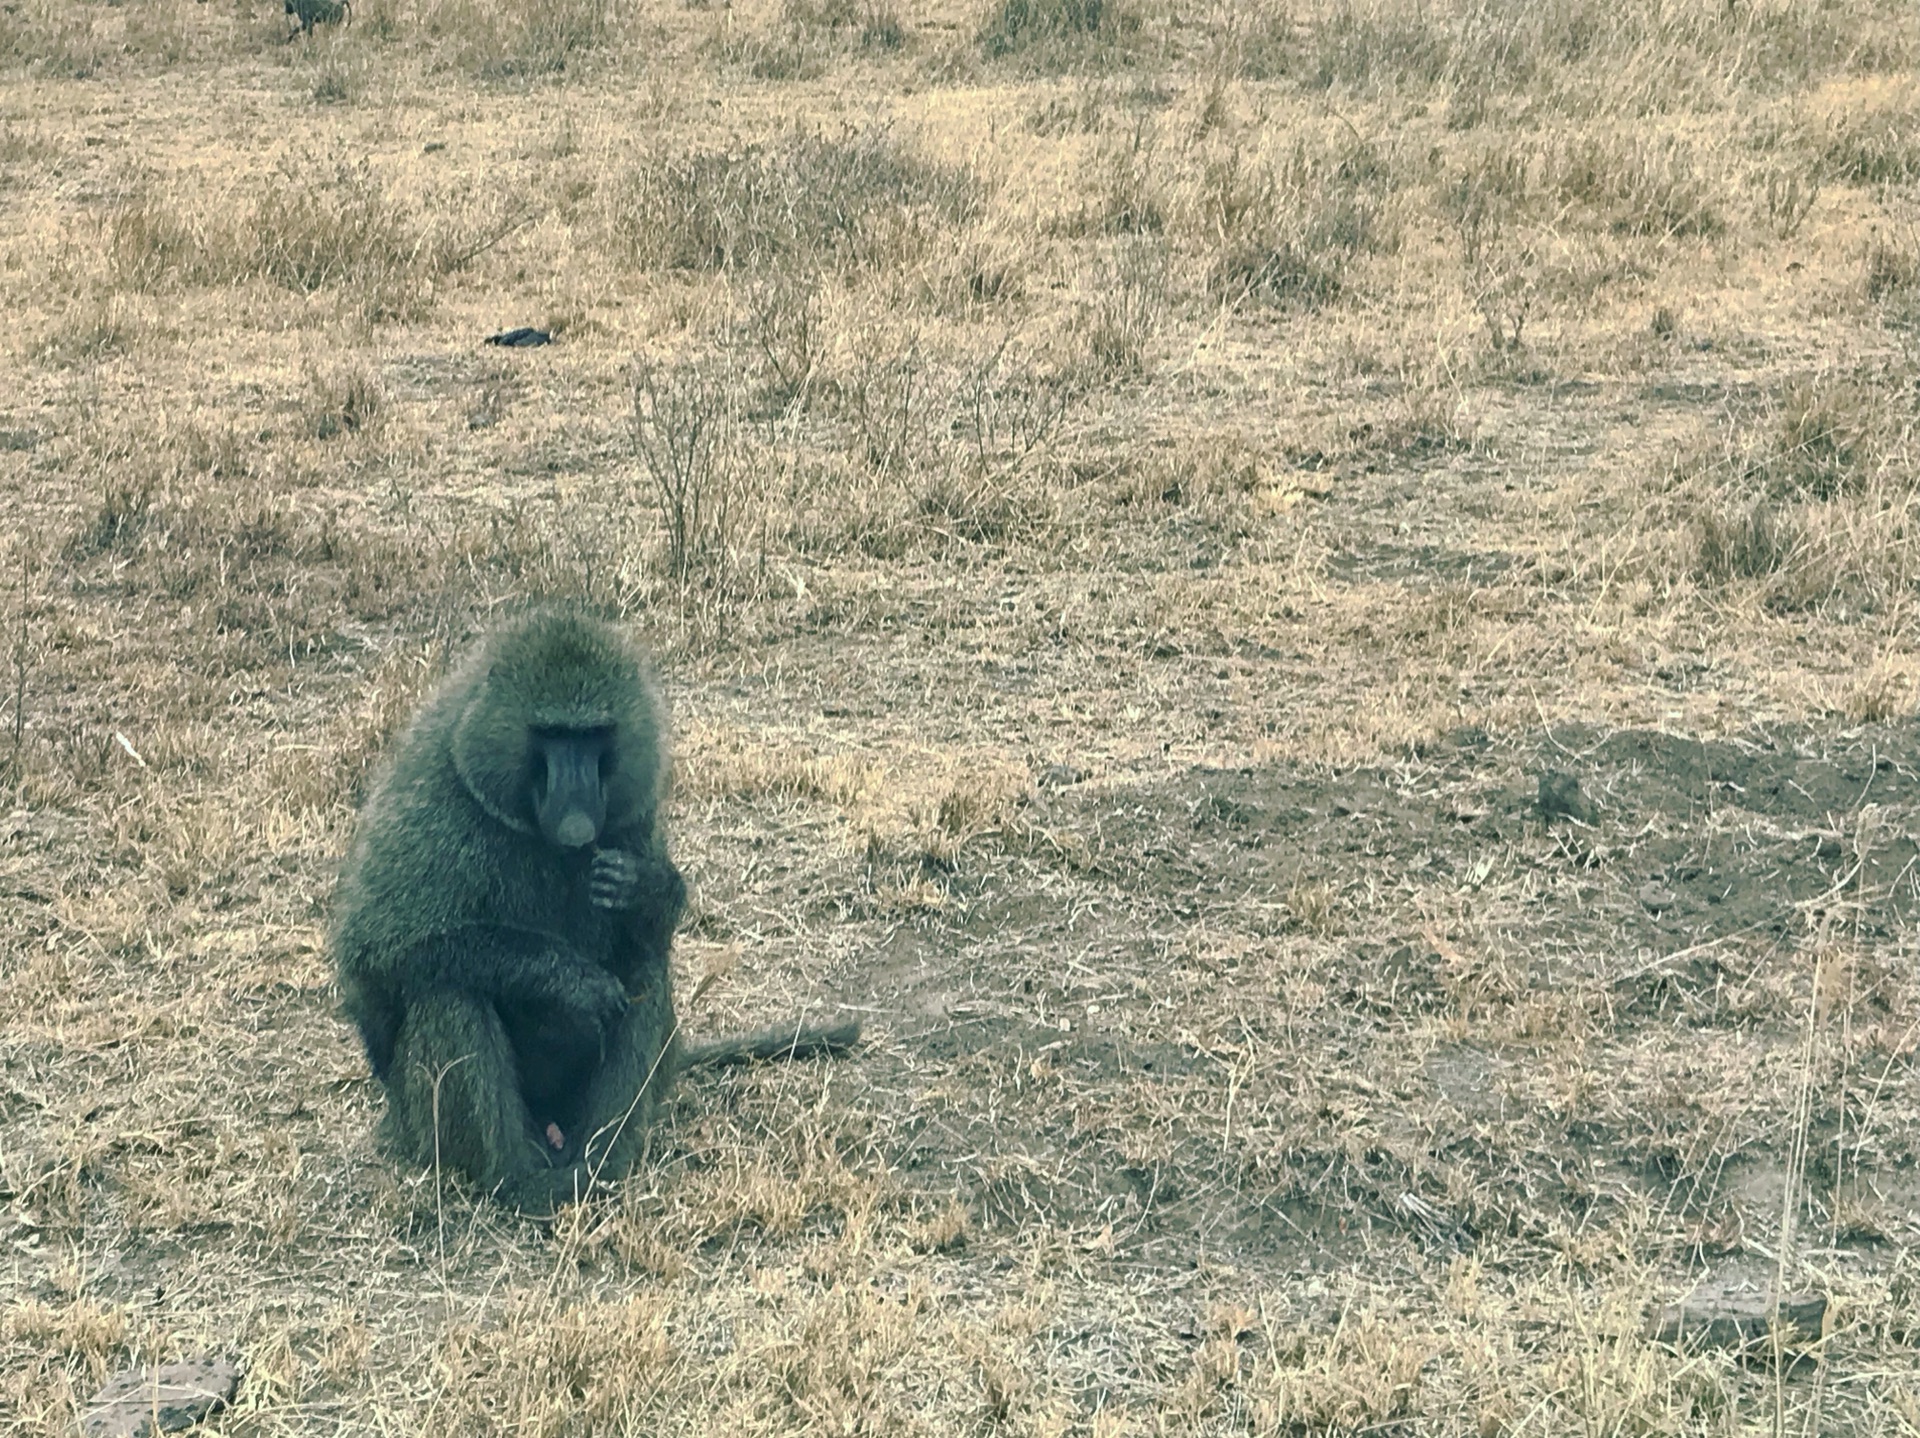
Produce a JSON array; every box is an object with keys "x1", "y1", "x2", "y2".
[
  {"x1": 589, "y1": 848, "x2": 644, "y2": 911},
  {"x1": 553, "y1": 960, "x2": 631, "y2": 1045}
]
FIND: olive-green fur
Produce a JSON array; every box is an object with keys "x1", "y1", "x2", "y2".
[{"x1": 333, "y1": 608, "x2": 684, "y2": 1212}]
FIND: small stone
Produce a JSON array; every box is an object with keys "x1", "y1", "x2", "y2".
[
  {"x1": 83, "y1": 1357, "x2": 240, "y2": 1438},
  {"x1": 1638, "y1": 880, "x2": 1677, "y2": 912}
]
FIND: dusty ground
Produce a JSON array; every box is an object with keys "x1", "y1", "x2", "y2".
[{"x1": 2, "y1": 0, "x2": 1919, "y2": 1432}]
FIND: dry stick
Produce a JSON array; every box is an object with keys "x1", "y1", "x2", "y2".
[
  {"x1": 1776, "y1": 943, "x2": 1823, "y2": 1438},
  {"x1": 7, "y1": 548, "x2": 24, "y2": 786},
  {"x1": 438, "y1": 207, "x2": 543, "y2": 273},
  {"x1": 424, "y1": 1054, "x2": 473, "y2": 1274}
]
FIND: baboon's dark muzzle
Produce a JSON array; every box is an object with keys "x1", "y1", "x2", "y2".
[{"x1": 535, "y1": 736, "x2": 606, "y2": 849}]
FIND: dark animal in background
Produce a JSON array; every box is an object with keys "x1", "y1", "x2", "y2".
[
  {"x1": 332, "y1": 608, "x2": 858, "y2": 1213},
  {"x1": 286, "y1": 0, "x2": 351, "y2": 34}
]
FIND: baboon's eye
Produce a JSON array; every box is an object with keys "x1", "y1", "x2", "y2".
[{"x1": 598, "y1": 747, "x2": 616, "y2": 782}]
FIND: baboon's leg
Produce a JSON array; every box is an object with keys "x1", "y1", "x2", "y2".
[
  {"x1": 572, "y1": 981, "x2": 680, "y2": 1180},
  {"x1": 383, "y1": 991, "x2": 547, "y2": 1194}
]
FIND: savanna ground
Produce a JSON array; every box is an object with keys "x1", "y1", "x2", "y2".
[{"x1": 1, "y1": 0, "x2": 1918, "y2": 1432}]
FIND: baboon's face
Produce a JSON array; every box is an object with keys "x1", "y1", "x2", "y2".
[{"x1": 529, "y1": 725, "x2": 615, "y2": 849}]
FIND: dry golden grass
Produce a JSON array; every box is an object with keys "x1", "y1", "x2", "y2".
[{"x1": 3, "y1": 0, "x2": 1919, "y2": 1432}]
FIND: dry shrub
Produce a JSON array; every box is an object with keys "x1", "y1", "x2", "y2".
[
  {"x1": 1551, "y1": 133, "x2": 1721, "y2": 238},
  {"x1": 104, "y1": 163, "x2": 502, "y2": 321},
  {"x1": 1294, "y1": 0, "x2": 1892, "y2": 112},
  {"x1": 421, "y1": 0, "x2": 616, "y2": 78},
  {"x1": 978, "y1": 0, "x2": 1138, "y2": 64},
  {"x1": 630, "y1": 360, "x2": 761, "y2": 586},
  {"x1": 1822, "y1": 102, "x2": 1920, "y2": 186},
  {"x1": 613, "y1": 127, "x2": 976, "y2": 274},
  {"x1": 1198, "y1": 139, "x2": 1392, "y2": 309},
  {"x1": 714, "y1": 0, "x2": 906, "y2": 78}
]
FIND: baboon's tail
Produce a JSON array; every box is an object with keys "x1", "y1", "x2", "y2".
[{"x1": 681, "y1": 1020, "x2": 862, "y2": 1070}]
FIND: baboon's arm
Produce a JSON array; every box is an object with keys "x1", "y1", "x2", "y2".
[
  {"x1": 591, "y1": 840, "x2": 686, "y2": 983},
  {"x1": 397, "y1": 927, "x2": 630, "y2": 1038}
]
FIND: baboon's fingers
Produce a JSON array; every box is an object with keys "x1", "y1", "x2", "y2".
[{"x1": 589, "y1": 848, "x2": 643, "y2": 911}]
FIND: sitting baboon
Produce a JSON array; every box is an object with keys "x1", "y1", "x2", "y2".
[{"x1": 333, "y1": 608, "x2": 857, "y2": 1213}]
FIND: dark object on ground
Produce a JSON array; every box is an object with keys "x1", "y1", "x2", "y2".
[
  {"x1": 83, "y1": 1357, "x2": 241, "y2": 1438},
  {"x1": 1647, "y1": 1283, "x2": 1828, "y2": 1361},
  {"x1": 286, "y1": 0, "x2": 350, "y2": 33},
  {"x1": 485, "y1": 327, "x2": 551, "y2": 348},
  {"x1": 332, "y1": 608, "x2": 859, "y2": 1214},
  {"x1": 1536, "y1": 770, "x2": 1592, "y2": 822}
]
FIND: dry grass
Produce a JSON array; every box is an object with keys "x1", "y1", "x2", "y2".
[{"x1": 2, "y1": 0, "x2": 1919, "y2": 1433}]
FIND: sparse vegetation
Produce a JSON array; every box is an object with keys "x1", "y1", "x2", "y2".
[{"x1": 3, "y1": 0, "x2": 1919, "y2": 1434}]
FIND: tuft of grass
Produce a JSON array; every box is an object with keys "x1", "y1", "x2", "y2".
[
  {"x1": 422, "y1": 0, "x2": 616, "y2": 79},
  {"x1": 303, "y1": 363, "x2": 386, "y2": 441},
  {"x1": 1294, "y1": 0, "x2": 1900, "y2": 112},
  {"x1": 612, "y1": 127, "x2": 976, "y2": 274},
  {"x1": 716, "y1": 0, "x2": 907, "y2": 77},
  {"x1": 1552, "y1": 134, "x2": 1722, "y2": 239},
  {"x1": 1821, "y1": 103, "x2": 1920, "y2": 186},
  {"x1": 977, "y1": 0, "x2": 1138, "y2": 65},
  {"x1": 1865, "y1": 229, "x2": 1919, "y2": 303},
  {"x1": 1693, "y1": 495, "x2": 1802, "y2": 585},
  {"x1": 1069, "y1": 238, "x2": 1167, "y2": 380},
  {"x1": 103, "y1": 162, "x2": 515, "y2": 321},
  {"x1": 1199, "y1": 140, "x2": 1392, "y2": 309},
  {"x1": 1061, "y1": 121, "x2": 1166, "y2": 235}
]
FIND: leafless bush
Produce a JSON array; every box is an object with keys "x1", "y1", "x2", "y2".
[
  {"x1": 842, "y1": 339, "x2": 933, "y2": 477},
  {"x1": 954, "y1": 338, "x2": 1084, "y2": 472},
  {"x1": 734, "y1": 269, "x2": 824, "y2": 412},
  {"x1": 630, "y1": 361, "x2": 757, "y2": 584}
]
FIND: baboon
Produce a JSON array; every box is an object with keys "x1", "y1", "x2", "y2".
[
  {"x1": 286, "y1": 0, "x2": 351, "y2": 35},
  {"x1": 333, "y1": 608, "x2": 858, "y2": 1213}
]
